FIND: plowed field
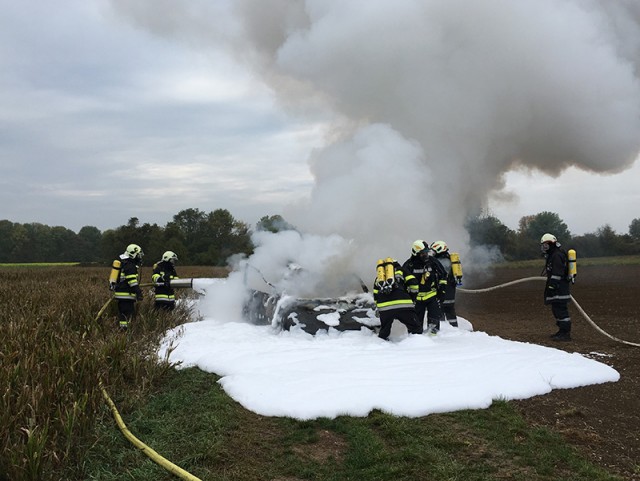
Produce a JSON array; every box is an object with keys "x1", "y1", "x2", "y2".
[{"x1": 458, "y1": 264, "x2": 640, "y2": 480}]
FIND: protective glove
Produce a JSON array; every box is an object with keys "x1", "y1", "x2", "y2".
[
  {"x1": 136, "y1": 288, "x2": 143, "y2": 301},
  {"x1": 163, "y1": 274, "x2": 171, "y2": 288}
]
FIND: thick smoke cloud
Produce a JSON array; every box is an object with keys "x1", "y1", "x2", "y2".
[{"x1": 111, "y1": 0, "x2": 640, "y2": 282}]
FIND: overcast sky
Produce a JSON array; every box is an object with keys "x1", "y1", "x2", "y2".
[{"x1": 2, "y1": 0, "x2": 640, "y2": 239}]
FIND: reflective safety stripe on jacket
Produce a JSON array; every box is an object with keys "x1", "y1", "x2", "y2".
[
  {"x1": 152, "y1": 260, "x2": 178, "y2": 302},
  {"x1": 372, "y1": 266, "x2": 414, "y2": 312},
  {"x1": 114, "y1": 258, "x2": 140, "y2": 300},
  {"x1": 154, "y1": 293, "x2": 176, "y2": 303},
  {"x1": 373, "y1": 295, "x2": 414, "y2": 312}
]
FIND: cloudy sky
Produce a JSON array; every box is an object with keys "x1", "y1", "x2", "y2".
[{"x1": 2, "y1": 0, "x2": 640, "y2": 240}]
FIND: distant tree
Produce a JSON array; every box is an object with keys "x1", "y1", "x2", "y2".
[
  {"x1": 465, "y1": 215, "x2": 516, "y2": 258},
  {"x1": 77, "y1": 226, "x2": 102, "y2": 263},
  {"x1": 595, "y1": 224, "x2": 621, "y2": 255},
  {"x1": 200, "y1": 209, "x2": 252, "y2": 265},
  {"x1": 49, "y1": 225, "x2": 77, "y2": 261},
  {"x1": 256, "y1": 215, "x2": 296, "y2": 233},
  {"x1": 519, "y1": 211, "x2": 571, "y2": 244},
  {"x1": 9, "y1": 224, "x2": 33, "y2": 262},
  {"x1": 570, "y1": 233, "x2": 602, "y2": 258},
  {"x1": 629, "y1": 218, "x2": 640, "y2": 240},
  {"x1": 0, "y1": 220, "x2": 15, "y2": 262}
]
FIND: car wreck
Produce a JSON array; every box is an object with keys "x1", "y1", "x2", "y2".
[{"x1": 241, "y1": 264, "x2": 379, "y2": 335}]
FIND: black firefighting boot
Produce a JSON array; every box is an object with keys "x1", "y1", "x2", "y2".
[
  {"x1": 426, "y1": 319, "x2": 440, "y2": 336},
  {"x1": 551, "y1": 319, "x2": 571, "y2": 342}
]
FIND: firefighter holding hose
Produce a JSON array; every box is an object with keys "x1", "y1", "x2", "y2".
[
  {"x1": 111, "y1": 244, "x2": 144, "y2": 329},
  {"x1": 541, "y1": 233, "x2": 572, "y2": 341},
  {"x1": 152, "y1": 251, "x2": 180, "y2": 311}
]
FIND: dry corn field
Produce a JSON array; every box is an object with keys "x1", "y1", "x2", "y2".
[{"x1": 0, "y1": 265, "x2": 222, "y2": 481}]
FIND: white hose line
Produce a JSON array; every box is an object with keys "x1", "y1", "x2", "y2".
[
  {"x1": 458, "y1": 277, "x2": 640, "y2": 348},
  {"x1": 457, "y1": 276, "x2": 546, "y2": 293},
  {"x1": 569, "y1": 296, "x2": 640, "y2": 348}
]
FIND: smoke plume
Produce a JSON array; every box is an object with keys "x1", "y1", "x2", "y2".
[{"x1": 111, "y1": 0, "x2": 640, "y2": 285}]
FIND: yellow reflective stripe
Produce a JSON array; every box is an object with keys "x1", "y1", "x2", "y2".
[
  {"x1": 377, "y1": 299, "x2": 414, "y2": 309},
  {"x1": 114, "y1": 292, "x2": 136, "y2": 299},
  {"x1": 417, "y1": 291, "x2": 436, "y2": 301}
]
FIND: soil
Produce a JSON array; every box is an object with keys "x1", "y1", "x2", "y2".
[{"x1": 457, "y1": 264, "x2": 640, "y2": 481}]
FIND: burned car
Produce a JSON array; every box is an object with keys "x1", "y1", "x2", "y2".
[{"x1": 241, "y1": 264, "x2": 379, "y2": 335}]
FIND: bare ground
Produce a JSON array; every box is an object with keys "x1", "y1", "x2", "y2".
[{"x1": 458, "y1": 264, "x2": 640, "y2": 480}]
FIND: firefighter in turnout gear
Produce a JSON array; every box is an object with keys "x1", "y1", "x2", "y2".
[
  {"x1": 152, "y1": 251, "x2": 179, "y2": 311},
  {"x1": 373, "y1": 258, "x2": 423, "y2": 340},
  {"x1": 113, "y1": 244, "x2": 144, "y2": 329},
  {"x1": 403, "y1": 240, "x2": 447, "y2": 334},
  {"x1": 541, "y1": 233, "x2": 572, "y2": 341},
  {"x1": 430, "y1": 240, "x2": 461, "y2": 327}
]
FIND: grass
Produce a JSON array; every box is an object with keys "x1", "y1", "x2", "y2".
[
  {"x1": 2, "y1": 264, "x2": 625, "y2": 481},
  {"x1": 78, "y1": 368, "x2": 621, "y2": 481},
  {"x1": 0, "y1": 265, "x2": 218, "y2": 481},
  {"x1": 0, "y1": 262, "x2": 80, "y2": 267}
]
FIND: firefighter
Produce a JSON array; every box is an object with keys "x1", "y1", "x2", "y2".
[
  {"x1": 403, "y1": 240, "x2": 447, "y2": 334},
  {"x1": 373, "y1": 258, "x2": 423, "y2": 340},
  {"x1": 113, "y1": 244, "x2": 144, "y2": 329},
  {"x1": 429, "y1": 240, "x2": 460, "y2": 327},
  {"x1": 541, "y1": 233, "x2": 572, "y2": 341},
  {"x1": 152, "y1": 251, "x2": 179, "y2": 311}
]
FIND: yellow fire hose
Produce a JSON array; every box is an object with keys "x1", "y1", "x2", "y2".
[
  {"x1": 458, "y1": 276, "x2": 640, "y2": 348},
  {"x1": 100, "y1": 384, "x2": 202, "y2": 481},
  {"x1": 96, "y1": 280, "x2": 203, "y2": 480}
]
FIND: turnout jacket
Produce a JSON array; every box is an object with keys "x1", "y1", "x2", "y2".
[
  {"x1": 114, "y1": 256, "x2": 142, "y2": 301},
  {"x1": 543, "y1": 245, "x2": 571, "y2": 305},
  {"x1": 402, "y1": 255, "x2": 448, "y2": 303},
  {"x1": 433, "y1": 252, "x2": 457, "y2": 305},
  {"x1": 152, "y1": 260, "x2": 178, "y2": 303},
  {"x1": 373, "y1": 263, "x2": 415, "y2": 312}
]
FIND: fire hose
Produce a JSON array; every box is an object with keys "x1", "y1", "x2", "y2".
[
  {"x1": 94, "y1": 279, "x2": 194, "y2": 322},
  {"x1": 95, "y1": 279, "x2": 202, "y2": 481},
  {"x1": 458, "y1": 277, "x2": 640, "y2": 348}
]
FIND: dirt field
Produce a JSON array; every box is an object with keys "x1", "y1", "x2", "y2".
[{"x1": 457, "y1": 264, "x2": 640, "y2": 480}]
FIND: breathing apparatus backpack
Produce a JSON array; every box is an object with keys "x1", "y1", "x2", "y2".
[
  {"x1": 450, "y1": 252, "x2": 463, "y2": 286},
  {"x1": 375, "y1": 258, "x2": 396, "y2": 293},
  {"x1": 567, "y1": 249, "x2": 577, "y2": 283},
  {"x1": 108, "y1": 259, "x2": 122, "y2": 290}
]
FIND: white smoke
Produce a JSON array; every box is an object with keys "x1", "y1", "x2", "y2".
[{"x1": 111, "y1": 0, "x2": 640, "y2": 283}]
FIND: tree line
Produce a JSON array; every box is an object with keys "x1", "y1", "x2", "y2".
[
  {"x1": 1, "y1": 209, "x2": 639, "y2": 264},
  {"x1": 0, "y1": 209, "x2": 286, "y2": 265},
  {"x1": 467, "y1": 211, "x2": 640, "y2": 260}
]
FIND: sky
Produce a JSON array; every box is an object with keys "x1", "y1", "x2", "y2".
[
  {"x1": 157, "y1": 278, "x2": 619, "y2": 420},
  {"x1": 2, "y1": 0, "x2": 640, "y2": 244}
]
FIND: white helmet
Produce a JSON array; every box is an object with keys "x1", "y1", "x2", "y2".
[
  {"x1": 430, "y1": 240, "x2": 448, "y2": 255},
  {"x1": 125, "y1": 244, "x2": 143, "y2": 259},
  {"x1": 411, "y1": 239, "x2": 428, "y2": 256},
  {"x1": 540, "y1": 233, "x2": 557, "y2": 244},
  {"x1": 162, "y1": 251, "x2": 178, "y2": 263}
]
